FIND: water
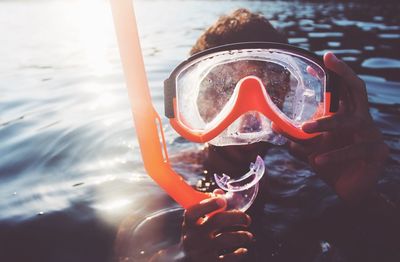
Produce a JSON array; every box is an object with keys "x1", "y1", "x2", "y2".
[{"x1": 0, "y1": 0, "x2": 399, "y2": 261}]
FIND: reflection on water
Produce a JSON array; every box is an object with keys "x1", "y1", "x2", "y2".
[
  {"x1": 362, "y1": 58, "x2": 400, "y2": 69},
  {"x1": 0, "y1": 0, "x2": 399, "y2": 261}
]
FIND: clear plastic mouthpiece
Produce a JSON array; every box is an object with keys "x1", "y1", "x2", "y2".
[{"x1": 213, "y1": 155, "x2": 265, "y2": 211}]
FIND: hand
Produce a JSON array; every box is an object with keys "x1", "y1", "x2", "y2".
[
  {"x1": 286, "y1": 52, "x2": 389, "y2": 204},
  {"x1": 181, "y1": 191, "x2": 253, "y2": 261}
]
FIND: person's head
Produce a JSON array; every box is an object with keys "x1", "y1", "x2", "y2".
[
  {"x1": 190, "y1": 9, "x2": 288, "y2": 174},
  {"x1": 190, "y1": 8, "x2": 287, "y2": 55}
]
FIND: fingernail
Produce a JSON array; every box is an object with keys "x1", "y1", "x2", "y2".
[
  {"x1": 238, "y1": 248, "x2": 248, "y2": 255},
  {"x1": 330, "y1": 52, "x2": 339, "y2": 62},
  {"x1": 302, "y1": 121, "x2": 318, "y2": 133},
  {"x1": 247, "y1": 232, "x2": 254, "y2": 240},
  {"x1": 200, "y1": 198, "x2": 211, "y2": 204},
  {"x1": 216, "y1": 197, "x2": 226, "y2": 207}
]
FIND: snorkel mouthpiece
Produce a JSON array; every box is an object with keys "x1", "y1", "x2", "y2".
[{"x1": 214, "y1": 156, "x2": 265, "y2": 211}]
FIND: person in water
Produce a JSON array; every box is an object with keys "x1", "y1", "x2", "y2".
[{"x1": 127, "y1": 8, "x2": 395, "y2": 262}]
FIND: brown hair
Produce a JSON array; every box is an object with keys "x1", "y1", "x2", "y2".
[{"x1": 190, "y1": 8, "x2": 287, "y2": 55}]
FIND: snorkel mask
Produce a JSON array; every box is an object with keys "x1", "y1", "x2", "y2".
[
  {"x1": 165, "y1": 42, "x2": 339, "y2": 145},
  {"x1": 110, "y1": 0, "x2": 339, "y2": 211}
]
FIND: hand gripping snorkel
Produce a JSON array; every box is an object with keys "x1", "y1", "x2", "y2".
[{"x1": 110, "y1": 0, "x2": 264, "y2": 211}]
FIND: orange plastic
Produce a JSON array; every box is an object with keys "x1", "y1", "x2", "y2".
[
  {"x1": 110, "y1": 0, "x2": 208, "y2": 208},
  {"x1": 170, "y1": 76, "x2": 332, "y2": 142}
]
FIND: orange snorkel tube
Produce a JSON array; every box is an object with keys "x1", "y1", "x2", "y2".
[{"x1": 110, "y1": 0, "x2": 208, "y2": 208}]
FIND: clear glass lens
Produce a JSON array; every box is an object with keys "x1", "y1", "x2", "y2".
[{"x1": 176, "y1": 49, "x2": 326, "y2": 132}]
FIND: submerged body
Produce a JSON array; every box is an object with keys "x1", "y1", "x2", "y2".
[{"x1": 115, "y1": 145, "x2": 399, "y2": 262}]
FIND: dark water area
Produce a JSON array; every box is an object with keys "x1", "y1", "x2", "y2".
[{"x1": 0, "y1": 0, "x2": 399, "y2": 261}]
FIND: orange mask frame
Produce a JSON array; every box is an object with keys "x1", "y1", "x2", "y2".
[
  {"x1": 164, "y1": 42, "x2": 339, "y2": 143},
  {"x1": 169, "y1": 76, "x2": 333, "y2": 143}
]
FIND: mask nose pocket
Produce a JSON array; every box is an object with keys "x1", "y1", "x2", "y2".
[
  {"x1": 209, "y1": 110, "x2": 287, "y2": 146},
  {"x1": 238, "y1": 112, "x2": 264, "y2": 133},
  {"x1": 230, "y1": 111, "x2": 273, "y2": 136}
]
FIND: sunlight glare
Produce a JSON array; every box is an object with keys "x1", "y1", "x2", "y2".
[{"x1": 76, "y1": 0, "x2": 114, "y2": 76}]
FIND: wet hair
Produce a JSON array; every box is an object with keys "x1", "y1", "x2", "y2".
[{"x1": 190, "y1": 8, "x2": 288, "y2": 55}]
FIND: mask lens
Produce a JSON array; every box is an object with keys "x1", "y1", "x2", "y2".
[
  {"x1": 273, "y1": 55, "x2": 326, "y2": 126},
  {"x1": 197, "y1": 60, "x2": 273, "y2": 124},
  {"x1": 175, "y1": 49, "x2": 326, "y2": 132}
]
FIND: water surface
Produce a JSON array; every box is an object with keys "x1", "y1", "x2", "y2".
[{"x1": 0, "y1": 0, "x2": 399, "y2": 261}]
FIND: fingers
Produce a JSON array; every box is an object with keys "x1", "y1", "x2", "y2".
[
  {"x1": 324, "y1": 52, "x2": 359, "y2": 86},
  {"x1": 182, "y1": 208, "x2": 253, "y2": 262},
  {"x1": 306, "y1": 65, "x2": 318, "y2": 78},
  {"x1": 312, "y1": 141, "x2": 388, "y2": 167},
  {"x1": 214, "y1": 231, "x2": 253, "y2": 250},
  {"x1": 302, "y1": 114, "x2": 371, "y2": 134},
  {"x1": 314, "y1": 143, "x2": 368, "y2": 166},
  {"x1": 184, "y1": 197, "x2": 226, "y2": 226},
  {"x1": 206, "y1": 210, "x2": 251, "y2": 231},
  {"x1": 219, "y1": 248, "x2": 249, "y2": 261},
  {"x1": 213, "y1": 189, "x2": 225, "y2": 196},
  {"x1": 271, "y1": 122, "x2": 322, "y2": 145},
  {"x1": 323, "y1": 52, "x2": 369, "y2": 113}
]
